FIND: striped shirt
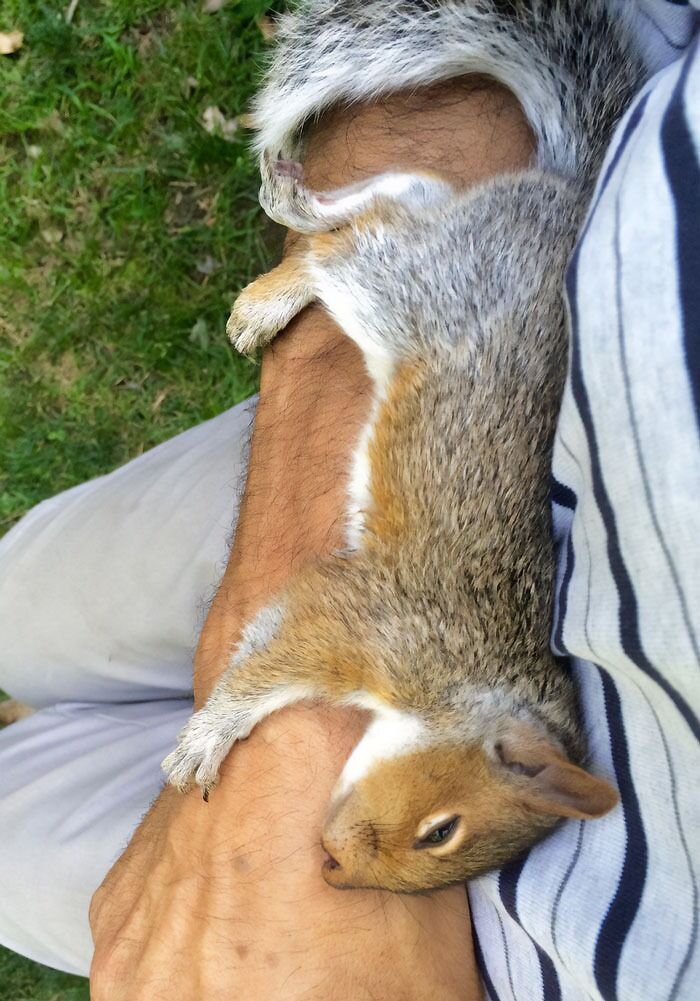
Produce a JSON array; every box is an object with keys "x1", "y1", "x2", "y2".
[{"x1": 472, "y1": 3, "x2": 700, "y2": 999}]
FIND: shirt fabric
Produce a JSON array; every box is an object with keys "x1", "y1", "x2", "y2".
[{"x1": 472, "y1": 3, "x2": 700, "y2": 999}]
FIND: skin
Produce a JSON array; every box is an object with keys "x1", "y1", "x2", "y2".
[{"x1": 89, "y1": 78, "x2": 534, "y2": 1000}]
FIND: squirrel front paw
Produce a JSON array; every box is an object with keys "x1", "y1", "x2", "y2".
[
  {"x1": 226, "y1": 285, "x2": 275, "y2": 356},
  {"x1": 227, "y1": 273, "x2": 311, "y2": 356},
  {"x1": 162, "y1": 704, "x2": 248, "y2": 799}
]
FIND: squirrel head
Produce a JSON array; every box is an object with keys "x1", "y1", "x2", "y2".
[{"x1": 321, "y1": 720, "x2": 618, "y2": 892}]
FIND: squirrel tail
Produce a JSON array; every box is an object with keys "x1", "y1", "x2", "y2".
[{"x1": 252, "y1": 1, "x2": 646, "y2": 186}]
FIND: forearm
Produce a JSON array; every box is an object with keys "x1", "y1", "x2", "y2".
[
  {"x1": 193, "y1": 312, "x2": 368, "y2": 705},
  {"x1": 91, "y1": 78, "x2": 533, "y2": 1001},
  {"x1": 195, "y1": 76, "x2": 534, "y2": 702}
]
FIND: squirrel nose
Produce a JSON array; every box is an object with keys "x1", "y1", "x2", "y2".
[{"x1": 321, "y1": 838, "x2": 342, "y2": 870}]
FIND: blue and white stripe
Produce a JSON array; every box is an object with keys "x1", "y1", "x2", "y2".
[{"x1": 472, "y1": 3, "x2": 700, "y2": 998}]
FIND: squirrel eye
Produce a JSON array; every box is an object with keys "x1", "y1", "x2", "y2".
[{"x1": 416, "y1": 816, "x2": 460, "y2": 848}]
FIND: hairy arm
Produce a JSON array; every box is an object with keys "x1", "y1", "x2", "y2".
[{"x1": 90, "y1": 79, "x2": 533, "y2": 1001}]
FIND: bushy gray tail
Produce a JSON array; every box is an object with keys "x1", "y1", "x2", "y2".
[{"x1": 252, "y1": 0, "x2": 646, "y2": 186}]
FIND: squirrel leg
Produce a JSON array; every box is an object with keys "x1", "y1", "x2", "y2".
[
  {"x1": 161, "y1": 673, "x2": 315, "y2": 798},
  {"x1": 227, "y1": 242, "x2": 314, "y2": 355},
  {"x1": 260, "y1": 150, "x2": 455, "y2": 233},
  {"x1": 163, "y1": 655, "x2": 361, "y2": 799},
  {"x1": 163, "y1": 598, "x2": 371, "y2": 798}
]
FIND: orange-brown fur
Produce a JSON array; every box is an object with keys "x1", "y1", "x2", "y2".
[
  {"x1": 322, "y1": 744, "x2": 554, "y2": 892},
  {"x1": 322, "y1": 737, "x2": 617, "y2": 892}
]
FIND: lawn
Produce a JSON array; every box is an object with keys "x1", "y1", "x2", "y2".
[{"x1": 0, "y1": 0, "x2": 276, "y2": 994}]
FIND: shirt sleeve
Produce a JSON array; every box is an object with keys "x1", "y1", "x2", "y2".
[
  {"x1": 607, "y1": 0, "x2": 699, "y2": 72},
  {"x1": 471, "y1": 23, "x2": 700, "y2": 1001}
]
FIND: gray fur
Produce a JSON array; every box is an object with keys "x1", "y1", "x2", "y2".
[
  {"x1": 315, "y1": 173, "x2": 586, "y2": 754},
  {"x1": 254, "y1": 0, "x2": 645, "y2": 186},
  {"x1": 164, "y1": 0, "x2": 639, "y2": 884}
]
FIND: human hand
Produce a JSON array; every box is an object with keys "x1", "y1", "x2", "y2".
[{"x1": 89, "y1": 707, "x2": 479, "y2": 1001}]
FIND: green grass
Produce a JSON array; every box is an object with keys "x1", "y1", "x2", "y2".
[
  {"x1": 0, "y1": 0, "x2": 276, "y2": 994},
  {"x1": 0, "y1": 0, "x2": 279, "y2": 535},
  {"x1": 0, "y1": 948, "x2": 89, "y2": 1001}
]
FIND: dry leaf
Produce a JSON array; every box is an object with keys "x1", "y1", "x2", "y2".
[
  {"x1": 202, "y1": 0, "x2": 228, "y2": 12},
  {"x1": 196, "y1": 255, "x2": 220, "y2": 276},
  {"x1": 151, "y1": 388, "x2": 169, "y2": 414},
  {"x1": 41, "y1": 227, "x2": 64, "y2": 245},
  {"x1": 189, "y1": 318, "x2": 210, "y2": 348},
  {"x1": 40, "y1": 109, "x2": 64, "y2": 134},
  {"x1": 201, "y1": 105, "x2": 239, "y2": 142},
  {"x1": 257, "y1": 15, "x2": 275, "y2": 40},
  {"x1": 182, "y1": 75, "x2": 199, "y2": 98},
  {"x1": 0, "y1": 29, "x2": 23, "y2": 55},
  {"x1": 0, "y1": 699, "x2": 35, "y2": 725}
]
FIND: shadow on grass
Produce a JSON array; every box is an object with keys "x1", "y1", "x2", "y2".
[{"x1": 0, "y1": 946, "x2": 88, "y2": 1001}]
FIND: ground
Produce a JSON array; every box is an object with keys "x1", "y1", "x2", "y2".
[{"x1": 0, "y1": 0, "x2": 275, "y2": 994}]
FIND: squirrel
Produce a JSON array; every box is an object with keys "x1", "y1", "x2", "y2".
[{"x1": 163, "y1": 1, "x2": 646, "y2": 893}]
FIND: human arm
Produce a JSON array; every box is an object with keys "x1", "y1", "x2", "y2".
[{"x1": 89, "y1": 78, "x2": 533, "y2": 1001}]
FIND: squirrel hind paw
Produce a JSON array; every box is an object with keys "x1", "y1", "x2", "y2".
[
  {"x1": 259, "y1": 155, "x2": 332, "y2": 233},
  {"x1": 274, "y1": 158, "x2": 304, "y2": 181}
]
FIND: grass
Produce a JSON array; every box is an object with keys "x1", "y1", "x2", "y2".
[
  {"x1": 0, "y1": 0, "x2": 278, "y2": 535},
  {"x1": 0, "y1": 949, "x2": 89, "y2": 1001},
  {"x1": 0, "y1": 0, "x2": 277, "y2": 994}
]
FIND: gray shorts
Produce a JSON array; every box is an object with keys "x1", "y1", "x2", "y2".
[{"x1": 0, "y1": 400, "x2": 255, "y2": 975}]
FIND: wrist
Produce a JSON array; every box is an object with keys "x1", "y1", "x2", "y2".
[{"x1": 94, "y1": 711, "x2": 480, "y2": 1001}]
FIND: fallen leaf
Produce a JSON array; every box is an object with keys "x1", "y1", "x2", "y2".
[
  {"x1": 189, "y1": 318, "x2": 210, "y2": 348},
  {"x1": 40, "y1": 109, "x2": 64, "y2": 134},
  {"x1": 256, "y1": 15, "x2": 275, "y2": 40},
  {"x1": 41, "y1": 227, "x2": 64, "y2": 245},
  {"x1": 196, "y1": 255, "x2": 220, "y2": 276},
  {"x1": 135, "y1": 29, "x2": 156, "y2": 57},
  {"x1": 202, "y1": 0, "x2": 228, "y2": 11},
  {"x1": 201, "y1": 105, "x2": 239, "y2": 142},
  {"x1": 151, "y1": 388, "x2": 169, "y2": 413},
  {"x1": 0, "y1": 29, "x2": 23, "y2": 55},
  {"x1": 0, "y1": 699, "x2": 35, "y2": 725},
  {"x1": 182, "y1": 75, "x2": 199, "y2": 98}
]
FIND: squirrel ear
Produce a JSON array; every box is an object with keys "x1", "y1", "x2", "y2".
[{"x1": 489, "y1": 725, "x2": 619, "y2": 821}]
